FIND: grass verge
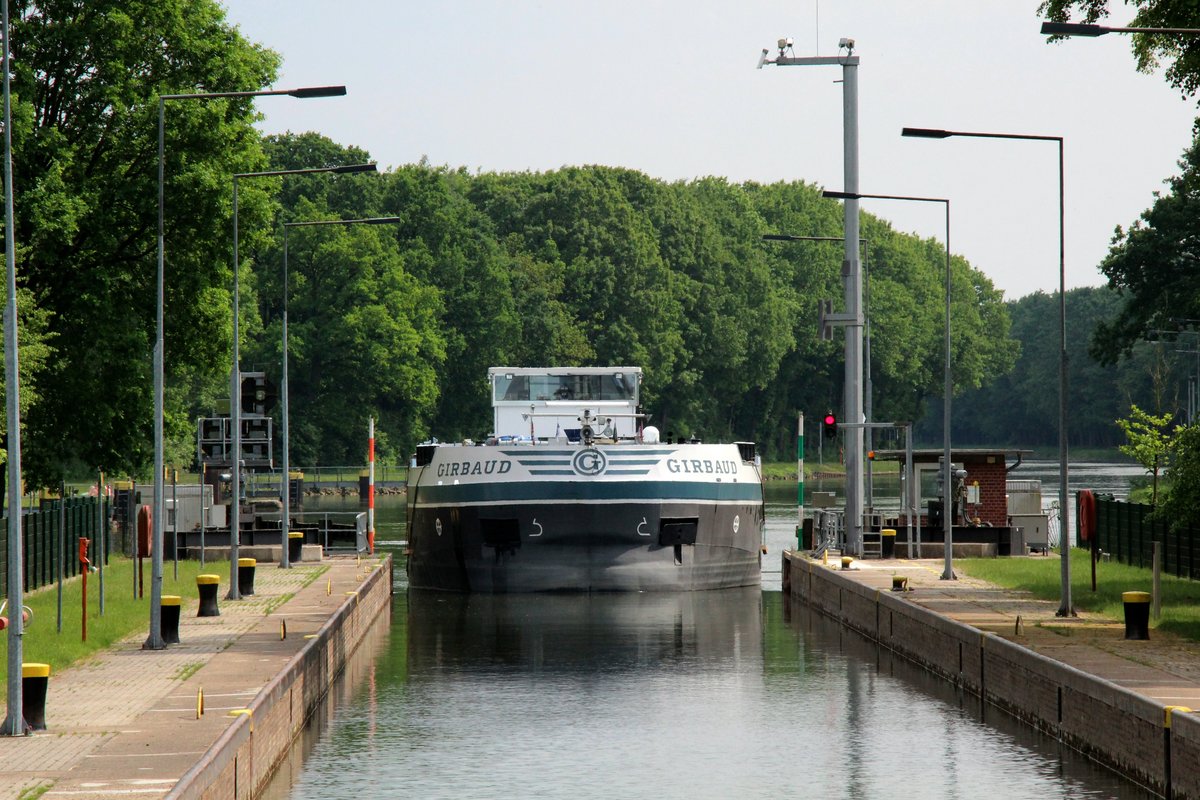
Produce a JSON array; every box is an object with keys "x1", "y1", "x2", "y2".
[
  {"x1": 956, "y1": 549, "x2": 1200, "y2": 641},
  {"x1": 761, "y1": 461, "x2": 901, "y2": 480},
  {"x1": 0, "y1": 557, "x2": 214, "y2": 683}
]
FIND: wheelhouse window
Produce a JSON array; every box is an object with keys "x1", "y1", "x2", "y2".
[{"x1": 493, "y1": 372, "x2": 637, "y2": 404}]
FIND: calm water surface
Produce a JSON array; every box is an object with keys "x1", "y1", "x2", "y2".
[{"x1": 263, "y1": 469, "x2": 1149, "y2": 799}]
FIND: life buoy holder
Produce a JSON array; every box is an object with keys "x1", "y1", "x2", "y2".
[
  {"x1": 136, "y1": 504, "x2": 152, "y2": 557},
  {"x1": 1078, "y1": 489, "x2": 1096, "y2": 543}
]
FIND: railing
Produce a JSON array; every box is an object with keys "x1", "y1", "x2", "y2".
[
  {"x1": 1094, "y1": 497, "x2": 1200, "y2": 580},
  {"x1": 254, "y1": 509, "x2": 368, "y2": 552},
  {"x1": 292, "y1": 465, "x2": 408, "y2": 487},
  {"x1": 812, "y1": 509, "x2": 843, "y2": 557},
  {"x1": 1046, "y1": 502, "x2": 1061, "y2": 549},
  {"x1": 0, "y1": 496, "x2": 110, "y2": 595}
]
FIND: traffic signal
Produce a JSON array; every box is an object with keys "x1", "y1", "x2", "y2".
[
  {"x1": 240, "y1": 371, "x2": 278, "y2": 416},
  {"x1": 822, "y1": 411, "x2": 838, "y2": 439}
]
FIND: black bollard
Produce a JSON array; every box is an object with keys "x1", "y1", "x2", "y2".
[
  {"x1": 881, "y1": 528, "x2": 896, "y2": 558},
  {"x1": 237, "y1": 558, "x2": 257, "y2": 596},
  {"x1": 288, "y1": 531, "x2": 304, "y2": 564},
  {"x1": 197, "y1": 574, "x2": 220, "y2": 617},
  {"x1": 22, "y1": 663, "x2": 50, "y2": 731},
  {"x1": 1123, "y1": 591, "x2": 1151, "y2": 640},
  {"x1": 160, "y1": 595, "x2": 181, "y2": 644}
]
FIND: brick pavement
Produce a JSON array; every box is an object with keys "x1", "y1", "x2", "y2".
[
  {"x1": 829, "y1": 553, "x2": 1200, "y2": 712},
  {"x1": 0, "y1": 553, "x2": 389, "y2": 800}
]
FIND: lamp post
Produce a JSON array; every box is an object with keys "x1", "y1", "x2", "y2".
[
  {"x1": 149, "y1": 84, "x2": 346, "y2": 648},
  {"x1": 279, "y1": 216, "x2": 399, "y2": 567},
  {"x1": 762, "y1": 234, "x2": 876, "y2": 506},
  {"x1": 2, "y1": 0, "x2": 28, "y2": 736},
  {"x1": 822, "y1": 190, "x2": 955, "y2": 581},
  {"x1": 902, "y1": 126, "x2": 1072, "y2": 616},
  {"x1": 759, "y1": 38, "x2": 866, "y2": 556},
  {"x1": 228, "y1": 164, "x2": 376, "y2": 596}
]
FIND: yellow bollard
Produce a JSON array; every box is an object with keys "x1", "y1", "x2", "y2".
[
  {"x1": 1123, "y1": 591, "x2": 1152, "y2": 640},
  {"x1": 280, "y1": 620, "x2": 287, "y2": 640},
  {"x1": 288, "y1": 531, "x2": 304, "y2": 563},
  {"x1": 236, "y1": 557, "x2": 257, "y2": 596},
  {"x1": 326, "y1": 578, "x2": 332, "y2": 596},
  {"x1": 196, "y1": 574, "x2": 220, "y2": 617},
  {"x1": 22, "y1": 663, "x2": 50, "y2": 731},
  {"x1": 196, "y1": 687, "x2": 204, "y2": 719}
]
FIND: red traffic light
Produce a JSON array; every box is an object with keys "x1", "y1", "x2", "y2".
[{"x1": 822, "y1": 412, "x2": 838, "y2": 438}]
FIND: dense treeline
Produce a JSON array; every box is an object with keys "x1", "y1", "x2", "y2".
[
  {"x1": 942, "y1": 286, "x2": 1186, "y2": 449},
  {"x1": 228, "y1": 136, "x2": 1018, "y2": 467}
]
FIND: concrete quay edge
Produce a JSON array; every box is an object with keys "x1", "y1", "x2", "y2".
[
  {"x1": 782, "y1": 550, "x2": 1200, "y2": 799},
  {"x1": 1, "y1": 552, "x2": 393, "y2": 800}
]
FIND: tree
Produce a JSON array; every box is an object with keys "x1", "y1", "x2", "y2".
[
  {"x1": 1116, "y1": 404, "x2": 1175, "y2": 505},
  {"x1": 1086, "y1": 130, "x2": 1200, "y2": 367},
  {"x1": 1040, "y1": 1, "x2": 1200, "y2": 100},
  {"x1": 1159, "y1": 424, "x2": 1200, "y2": 533},
  {"x1": 238, "y1": 161, "x2": 1019, "y2": 463},
  {"x1": 10, "y1": 0, "x2": 281, "y2": 483}
]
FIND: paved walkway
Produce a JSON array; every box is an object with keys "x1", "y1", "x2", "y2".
[
  {"x1": 0, "y1": 553, "x2": 388, "y2": 800},
  {"x1": 826, "y1": 552, "x2": 1200, "y2": 711}
]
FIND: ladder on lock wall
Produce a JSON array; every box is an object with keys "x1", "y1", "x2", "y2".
[{"x1": 811, "y1": 509, "x2": 844, "y2": 559}]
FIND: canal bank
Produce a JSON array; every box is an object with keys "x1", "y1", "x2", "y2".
[
  {"x1": 783, "y1": 550, "x2": 1200, "y2": 799},
  {"x1": 0, "y1": 552, "x2": 392, "y2": 800}
]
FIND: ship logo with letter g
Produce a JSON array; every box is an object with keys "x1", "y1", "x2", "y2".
[{"x1": 572, "y1": 448, "x2": 608, "y2": 476}]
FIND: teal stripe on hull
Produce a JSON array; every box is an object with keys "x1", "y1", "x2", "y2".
[{"x1": 414, "y1": 479, "x2": 762, "y2": 505}]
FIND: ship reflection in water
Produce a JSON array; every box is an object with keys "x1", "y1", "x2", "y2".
[
  {"x1": 270, "y1": 586, "x2": 1153, "y2": 800},
  {"x1": 406, "y1": 586, "x2": 763, "y2": 676}
]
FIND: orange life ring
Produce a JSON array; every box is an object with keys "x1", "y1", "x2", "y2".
[{"x1": 1078, "y1": 489, "x2": 1096, "y2": 543}]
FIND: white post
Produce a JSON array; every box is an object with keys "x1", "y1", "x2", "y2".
[
  {"x1": 368, "y1": 417, "x2": 376, "y2": 554},
  {"x1": 797, "y1": 413, "x2": 805, "y2": 551}
]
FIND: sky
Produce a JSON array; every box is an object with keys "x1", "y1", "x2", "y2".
[{"x1": 219, "y1": 0, "x2": 1198, "y2": 300}]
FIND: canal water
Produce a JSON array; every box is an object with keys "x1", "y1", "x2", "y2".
[{"x1": 262, "y1": 464, "x2": 1151, "y2": 800}]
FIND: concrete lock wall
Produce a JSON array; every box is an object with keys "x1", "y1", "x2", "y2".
[
  {"x1": 166, "y1": 555, "x2": 393, "y2": 800},
  {"x1": 782, "y1": 552, "x2": 1197, "y2": 798}
]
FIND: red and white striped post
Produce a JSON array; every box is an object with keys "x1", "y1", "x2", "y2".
[{"x1": 367, "y1": 417, "x2": 376, "y2": 554}]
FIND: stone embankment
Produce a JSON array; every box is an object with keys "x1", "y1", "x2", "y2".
[{"x1": 783, "y1": 551, "x2": 1200, "y2": 799}]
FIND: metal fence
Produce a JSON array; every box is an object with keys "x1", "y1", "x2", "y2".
[
  {"x1": 0, "y1": 496, "x2": 110, "y2": 595},
  {"x1": 293, "y1": 465, "x2": 408, "y2": 487},
  {"x1": 1094, "y1": 497, "x2": 1200, "y2": 580}
]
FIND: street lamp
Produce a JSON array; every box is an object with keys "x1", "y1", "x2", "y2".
[
  {"x1": 2, "y1": 0, "x2": 27, "y2": 737},
  {"x1": 902, "y1": 125, "x2": 1073, "y2": 616},
  {"x1": 228, "y1": 164, "x2": 376, "y2": 596},
  {"x1": 149, "y1": 84, "x2": 346, "y2": 648},
  {"x1": 279, "y1": 216, "x2": 400, "y2": 567},
  {"x1": 822, "y1": 190, "x2": 955, "y2": 581},
  {"x1": 759, "y1": 37, "x2": 867, "y2": 556},
  {"x1": 1041, "y1": 21, "x2": 1200, "y2": 36}
]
